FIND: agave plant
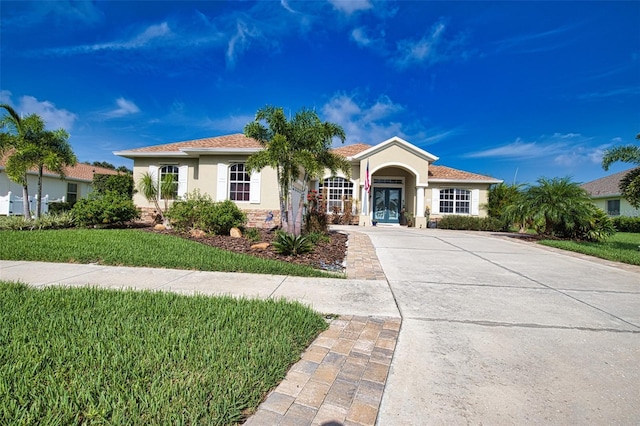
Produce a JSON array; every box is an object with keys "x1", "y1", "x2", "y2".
[{"x1": 272, "y1": 232, "x2": 313, "y2": 256}]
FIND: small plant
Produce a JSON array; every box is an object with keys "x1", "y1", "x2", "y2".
[
  {"x1": 304, "y1": 231, "x2": 331, "y2": 245},
  {"x1": 304, "y1": 189, "x2": 328, "y2": 233},
  {"x1": 244, "y1": 227, "x2": 261, "y2": 242},
  {"x1": 272, "y1": 232, "x2": 313, "y2": 256},
  {"x1": 0, "y1": 213, "x2": 75, "y2": 230}
]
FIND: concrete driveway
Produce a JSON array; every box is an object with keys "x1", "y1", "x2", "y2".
[{"x1": 354, "y1": 227, "x2": 640, "y2": 425}]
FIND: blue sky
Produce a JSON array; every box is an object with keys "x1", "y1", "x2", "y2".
[{"x1": 1, "y1": 0, "x2": 638, "y2": 184}]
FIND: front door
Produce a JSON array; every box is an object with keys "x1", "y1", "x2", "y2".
[{"x1": 373, "y1": 187, "x2": 402, "y2": 223}]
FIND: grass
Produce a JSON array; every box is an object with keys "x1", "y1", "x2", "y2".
[
  {"x1": 0, "y1": 282, "x2": 327, "y2": 425},
  {"x1": 540, "y1": 232, "x2": 640, "y2": 266},
  {"x1": 0, "y1": 229, "x2": 342, "y2": 278}
]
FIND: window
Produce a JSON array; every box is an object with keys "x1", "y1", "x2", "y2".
[
  {"x1": 607, "y1": 199, "x2": 620, "y2": 216},
  {"x1": 440, "y1": 188, "x2": 470, "y2": 214},
  {"x1": 160, "y1": 165, "x2": 179, "y2": 199},
  {"x1": 67, "y1": 183, "x2": 78, "y2": 204},
  {"x1": 229, "y1": 163, "x2": 251, "y2": 201},
  {"x1": 321, "y1": 177, "x2": 353, "y2": 213}
]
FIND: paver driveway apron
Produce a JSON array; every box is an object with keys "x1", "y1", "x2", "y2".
[{"x1": 356, "y1": 227, "x2": 640, "y2": 425}]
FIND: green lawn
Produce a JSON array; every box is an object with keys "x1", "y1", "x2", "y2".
[
  {"x1": 0, "y1": 282, "x2": 327, "y2": 425},
  {"x1": 540, "y1": 232, "x2": 640, "y2": 266},
  {"x1": 0, "y1": 229, "x2": 341, "y2": 278}
]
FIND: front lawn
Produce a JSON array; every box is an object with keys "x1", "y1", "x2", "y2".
[
  {"x1": 0, "y1": 229, "x2": 341, "y2": 278},
  {"x1": 540, "y1": 232, "x2": 640, "y2": 266},
  {"x1": 0, "y1": 282, "x2": 327, "y2": 425}
]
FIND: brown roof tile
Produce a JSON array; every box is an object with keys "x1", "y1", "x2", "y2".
[
  {"x1": 123, "y1": 133, "x2": 262, "y2": 153},
  {"x1": 580, "y1": 169, "x2": 635, "y2": 197},
  {"x1": 332, "y1": 143, "x2": 372, "y2": 157},
  {"x1": 1, "y1": 151, "x2": 120, "y2": 181},
  {"x1": 429, "y1": 165, "x2": 499, "y2": 181}
]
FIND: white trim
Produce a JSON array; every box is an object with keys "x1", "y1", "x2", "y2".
[
  {"x1": 471, "y1": 189, "x2": 479, "y2": 215},
  {"x1": 177, "y1": 165, "x2": 188, "y2": 198},
  {"x1": 416, "y1": 187, "x2": 425, "y2": 217},
  {"x1": 429, "y1": 178, "x2": 502, "y2": 184},
  {"x1": 249, "y1": 170, "x2": 261, "y2": 204},
  {"x1": 431, "y1": 188, "x2": 440, "y2": 214},
  {"x1": 216, "y1": 163, "x2": 228, "y2": 201},
  {"x1": 352, "y1": 136, "x2": 439, "y2": 162}
]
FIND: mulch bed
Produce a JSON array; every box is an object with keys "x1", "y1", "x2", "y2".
[{"x1": 147, "y1": 226, "x2": 348, "y2": 272}]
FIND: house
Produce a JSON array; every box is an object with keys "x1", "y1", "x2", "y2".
[
  {"x1": 0, "y1": 153, "x2": 120, "y2": 215},
  {"x1": 580, "y1": 169, "x2": 640, "y2": 217},
  {"x1": 114, "y1": 134, "x2": 502, "y2": 228}
]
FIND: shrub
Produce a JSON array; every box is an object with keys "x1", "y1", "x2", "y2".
[
  {"x1": 93, "y1": 173, "x2": 135, "y2": 198},
  {"x1": 272, "y1": 232, "x2": 313, "y2": 256},
  {"x1": 437, "y1": 216, "x2": 504, "y2": 231},
  {"x1": 573, "y1": 207, "x2": 616, "y2": 242},
  {"x1": 166, "y1": 191, "x2": 247, "y2": 235},
  {"x1": 611, "y1": 216, "x2": 640, "y2": 233},
  {"x1": 0, "y1": 213, "x2": 75, "y2": 230},
  {"x1": 72, "y1": 191, "x2": 140, "y2": 227},
  {"x1": 48, "y1": 201, "x2": 73, "y2": 215}
]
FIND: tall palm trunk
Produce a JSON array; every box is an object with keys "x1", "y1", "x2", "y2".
[
  {"x1": 36, "y1": 165, "x2": 44, "y2": 218},
  {"x1": 21, "y1": 179, "x2": 29, "y2": 219}
]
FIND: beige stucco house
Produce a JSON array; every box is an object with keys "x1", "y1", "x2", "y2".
[
  {"x1": 581, "y1": 169, "x2": 640, "y2": 217},
  {"x1": 115, "y1": 134, "x2": 502, "y2": 228}
]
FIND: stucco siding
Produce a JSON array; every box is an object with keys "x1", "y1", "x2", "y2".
[
  {"x1": 0, "y1": 173, "x2": 91, "y2": 202},
  {"x1": 366, "y1": 145, "x2": 429, "y2": 184}
]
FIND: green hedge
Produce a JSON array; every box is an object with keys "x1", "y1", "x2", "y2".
[
  {"x1": 611, "y1": 216, "x2": 640, "y2": 233},
  {"x1": 436, "y1": 216, "x2": 504, "y2": 231},
  {"x1": 71, "y1": 191, "x2": 140, "y2": 227},
  {"x1": 166, "y1": 191, "x2": 247, "y2": 235}
]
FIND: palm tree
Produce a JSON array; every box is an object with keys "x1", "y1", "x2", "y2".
[
  {"x1": 516, "y1": 176, "x2": 607, "y2": 239},
  {"x1": 484, "y1": 182, "x2": 524, "y2": 230},
  {"x1": 245, "y1": 106, "x2": 349, "y2": 236},
  {"x1": 0, "y1": 105, "x2": 41, "y2": 217},
  {"x1": 601, "y1": 133, "x2": 640, "y2": 209},
  {"x1": 137, "y1": 171, "x2": 176, "y2": 224},
  {"x1": 290, "y1": 111, "x2": 350, "y2": 235},
  {"x1": 1, "y1": 104, "x2": 77, "y2": 218},
  {"x1": 245, "y1": 106, "x2": 296, "y2": 233},
  {"x1": 31, "y1": 128, "x2": 76, "y2": 217}
]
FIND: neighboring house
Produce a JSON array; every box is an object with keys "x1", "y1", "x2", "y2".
[
  {"x1": 115, "y1": 134, "x2": 502, "y2": 228},
  {"x1": 581, "y1": 169, "x2": 640, "y2": 217},
  {"x1": 0, "y1": 153, "x2": 120, "y2": 215}
]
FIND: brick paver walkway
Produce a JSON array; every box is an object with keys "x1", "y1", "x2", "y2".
[{"x1": 244, "y1": 230, "x2": 399, "y2": 425}]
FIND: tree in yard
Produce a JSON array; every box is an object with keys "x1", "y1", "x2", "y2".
[
  {"x1": 601, "y1": 133, "x2": 640, "y2": 209},
  {"x1": 137, "y1": 171, "x2": 176, "y2": 224},
  {"x1": 0, "y1": 104, "x2": 77, "y2": 218},
  {"x1": 504, "y1": 176, "x2": 614, "y2": 241},
  {"x1": 484, "y1": 182, "x2": 523, "y2": 230},
  {"x1": 244, "y1": 106, "x2": 350, "y2": 236}
]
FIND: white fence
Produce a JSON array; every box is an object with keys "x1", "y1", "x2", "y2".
[{"x1": 0, "y1": 192, "x2": 65, "y2": 216}]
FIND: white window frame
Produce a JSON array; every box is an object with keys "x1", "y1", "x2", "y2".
[
  {"x1": 160, "y1": 165, "x2": 179, "y2": 200},
  {"x1": 229, "y1": 163, "x2": 251, "y2": 202},
  {"x1": 439, "y1": 188, "x2": 471, "y2": 214},
  {"x1": 321, "y1": 177, "x2": 354, "y2": 213}
]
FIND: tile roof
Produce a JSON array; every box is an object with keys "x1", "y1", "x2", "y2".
[
  {"x1": 122, "y1": 133, "x2": 262, "y2": 153},
  {"x1": 332, "y1": 143, "x2": 372, "y2": 157},
  {"x1": 580, "y1": 168, "x2": 635, "y2": 197},
  {"x1": 428, "y1": 165, "x2": 500, "y2": 181},
  {"x1": 1, "y1": 151, "x2": 121, "y2": 181}
]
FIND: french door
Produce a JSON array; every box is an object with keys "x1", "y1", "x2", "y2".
[{"x1": 373, "y1": 187, "x2": 401, "y2": 223}]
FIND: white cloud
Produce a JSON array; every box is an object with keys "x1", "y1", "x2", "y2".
[
  {"x1": 351, "y1": 27, "x2": 373, "y2": 47},
  {"x1": 327, "y1": 0, "x2": 373, "y2": 15},
  {"x1": 50, "y1": 22, "x2": 173, "y2": 55},
  {"x1": 104, "y1": 98, "x2": 140, "y2": 118},
  {"x1": 392, "y1": 18, "x2": 470, "y2": 69},
  {"x1": 466, "y1": 133, "x2": 606, "y2": 168},
  {"x1": 226, "y1": 20, "x2": 260, "y2": 68},
  {"x1": 1, "y1": 91, "x2": 77, "y2": 130},
  {"x1": 320, "y1": 93, "x2": 450, "y2": 146}
]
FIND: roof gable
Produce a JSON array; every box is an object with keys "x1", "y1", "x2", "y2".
[{"x1": 351, "y1": 136, "x2": 439, "y2": 162}]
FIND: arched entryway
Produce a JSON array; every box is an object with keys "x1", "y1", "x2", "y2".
[{"x1": 365, "y1": 165, "x2": 418, "y2": 225}]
